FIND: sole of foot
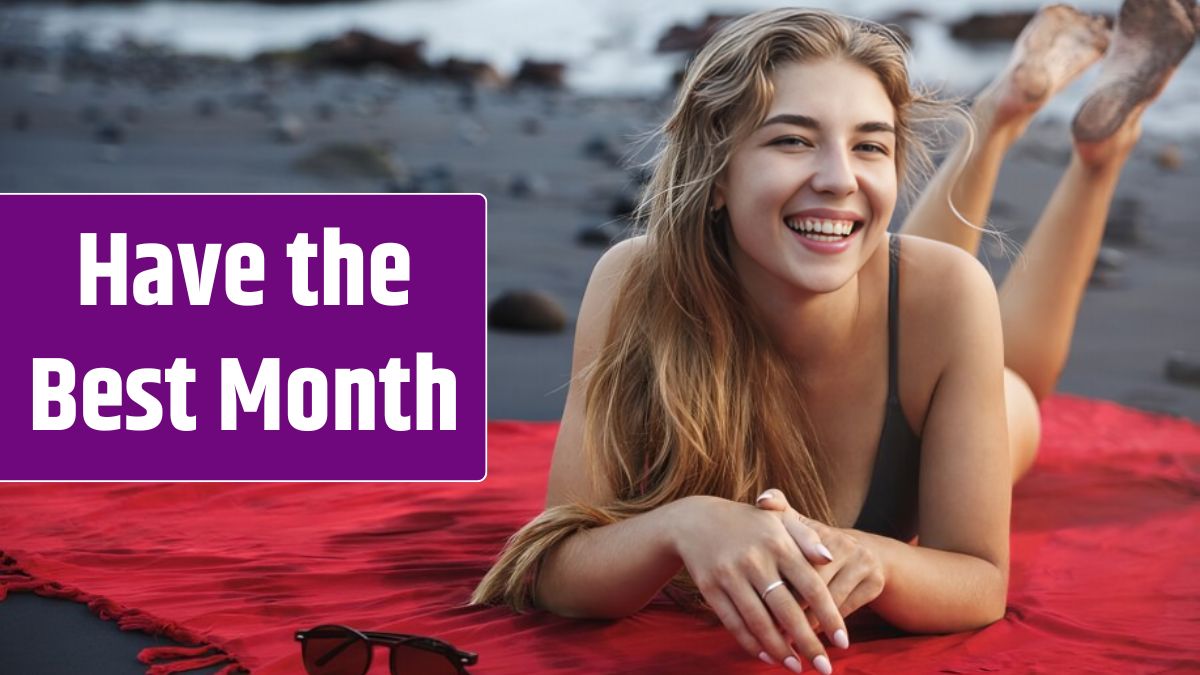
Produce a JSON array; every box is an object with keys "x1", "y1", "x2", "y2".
[{"x1": 1072, "y1": 0, "x2": 1198, "y2": 143}]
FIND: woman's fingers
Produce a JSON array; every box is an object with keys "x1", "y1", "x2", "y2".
[
  {"x1": 702, "y1": 586, "x2": 770, "y2": 662},
  {"x1": 756, "y1": 490, "x2": 835, "y2": 567},
  {"x1": 725, "y1": 576, "x2": 805, "y2": 669},
  {"x1": 760, "y1": 578, "x2": 834, "y2": 674},
  {"x1": 828, "y1": 564, "x2": 885, "y2": 619},
  {"x1": 776, "y1": 538, "x2": 851, "y2": 652}
]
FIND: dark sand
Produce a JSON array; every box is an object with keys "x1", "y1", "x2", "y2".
[{"x1": 1, "y1": 59, "x2": 1197, "y2": 422}]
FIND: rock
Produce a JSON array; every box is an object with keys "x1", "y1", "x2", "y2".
[
  {"x1": 439, "y1": 57, "x2": 504, "y2": 88},
  {"x1": 1155, "y1": 144, "x2": 1183, "y2": 172},
  {"x1": 509, "y1": 172, "x2": 550, "y2": 199},
  {"x1": 656, "y1": 14, "x2": 741, "y2": 53},
  {"x1": 1103, "y1": 197, "x2": 1143, "y2": 246},
  {"x1": 488, "y1": 290, "x2": 567, "y2": 333},
  {"x1": 610, "y1": 190, "x2": 640, "y2": 219},
  {"x1": 293, "y1": 142, "x2": 398, "y2": 180},
  {"x1": 520, "y1": 116, "x2": 543, "y2": 135},
  {"x1": 32, "y1": 73, "x2": 61, "y2": 96},
  {"x1": 949, "y1": 11, "x2": 1036, "y2": 43},
  {"x1": 1165, "y1": 351, "x2": 1200, "y2": 388},
  {"x1": 582, "y1": 133, "x2": 622, "y2": 165},
  {"x1": 577, "y1": 219, "x2": 632, "y2": 248},
  {"x1": 297, "y1": 31, "x2": 431, "y2": 75},
  {"x1": 1088, "y1": 246, "x2": 1126, "y2": 288},
  {"x1": 96, "y1": 122, "x2": 124, "y2": 145},
  {"x1": 513, "y1": 59, "x2": 566, "y2": 88},
  {"x1": 195, "y1": 97, "x2": 219, "y2": 118},
  {"x1": 272, "y1": 113, "x2": 305, "y2": 143},
  {"x1": 12, "y1": 109, "x2": 30, "y2": 131}
]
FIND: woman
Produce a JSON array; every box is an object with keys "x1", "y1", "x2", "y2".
[{"x1": 474, "y1": 3, "x2": 1197, "y2": 674}]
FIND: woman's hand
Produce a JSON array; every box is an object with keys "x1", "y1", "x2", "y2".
[
  {"x1": 755, "y1": 489, "x2": 887, "y2": 627},
  {"x1": 668, "y1": 495, "x2": 851, "y2": 674}
]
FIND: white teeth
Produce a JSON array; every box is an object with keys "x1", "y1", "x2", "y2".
[{"x1": 785, "y1": 217, "x2": 857, "y2": 237}]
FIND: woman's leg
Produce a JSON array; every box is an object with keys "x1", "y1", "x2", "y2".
[
  {"x1": 997, "y1": 0, "x2": 1196, "y2": 403},
  {"x1": 899, "y1": 6, "x2": 1109, "y2": 254}
]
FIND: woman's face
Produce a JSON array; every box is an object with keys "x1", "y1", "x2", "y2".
[{"x1": 715, "y1": 58, "x2": 899, "y2": 298}]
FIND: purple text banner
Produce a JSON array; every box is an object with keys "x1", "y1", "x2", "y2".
[{"x1": 1, "y1": 194, "x2": 487, "y2": 480}]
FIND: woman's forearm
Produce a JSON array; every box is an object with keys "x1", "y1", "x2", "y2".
[
  {"x1": 850, "y1": 529, "x2": 1008, "y2": 633},
  {"x1": 534, "y1": 498, "x2": 690, "y2": 619}
]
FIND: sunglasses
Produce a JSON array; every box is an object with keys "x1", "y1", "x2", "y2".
[{"x1": 295, "y1": 624, "x2": 478, "y2": 675}]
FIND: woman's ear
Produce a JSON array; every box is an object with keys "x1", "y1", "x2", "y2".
[{"x1": 711, "y1": 179, "x2": 726, "y2": 212}]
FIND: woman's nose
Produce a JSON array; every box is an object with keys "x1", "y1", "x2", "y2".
[{"x1": 809, "y1": 147, "x2": 858, "y2": 197}]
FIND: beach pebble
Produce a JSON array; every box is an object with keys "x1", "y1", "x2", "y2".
[
  {"x1": 272, "y1": 113, "x2": 305, "y2": 143},
  {"x1": 1088, "y1": 246, "x2": 1125, "y2": 288},
  {"x1": 1103, "y1": 197, "x2": 1143, "y2": 246},
  {"x1": 96, "y1": 122, "x2": 125, "y2": 145},
  {"x1": 440, "y1": 59, "x2": 504, "y2": 89},
  {"x1": 1155, "y1": 145, "x2": 1183, "y2": 172},
  {"x1": 577, "y1": 220, "x2": 631, "y2": 248},
  {"x1": 488, "y1": 290, "x2": 567, "y2": 333},
  {"x1": 294, "y1": 142, "x2": 397, "y2": 180},
  {"x1": 1165, "y1": 352, "x2": 1200, "y2": 388},
  {"x1": 509, "y1": 172, "x2": 550, "y2": 199},
  {"x1": 582, "y1": 134, "x2": 622, "y2": 165}
]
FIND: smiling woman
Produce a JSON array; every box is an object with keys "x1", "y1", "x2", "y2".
[{"x1": 472, "y1": 3, "x2": 1197, "y2": 674}]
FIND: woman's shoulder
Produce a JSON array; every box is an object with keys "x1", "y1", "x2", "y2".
[{"x1": 895, "y1": 233, "x2": 998, "y2": 318}]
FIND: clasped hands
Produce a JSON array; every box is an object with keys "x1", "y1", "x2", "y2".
[{"x1": 672, "y1": 489, "x2": 886, "y2": 674}]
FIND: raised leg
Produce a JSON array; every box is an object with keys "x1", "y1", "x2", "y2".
[
  {"x1": 899, "y1": 5, "x2": 1109, "y2": 254},
  {"x1": 998, "y1": 0, "x2": 1197, "y2": 403}
]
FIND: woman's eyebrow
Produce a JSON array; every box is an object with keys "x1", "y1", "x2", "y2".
[{"x1": 760, "y1": 113, "x2": 895, "y2": 135}]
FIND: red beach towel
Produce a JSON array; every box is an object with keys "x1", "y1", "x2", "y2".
[{"x1": 2, "y1": 394, "x2": 1198, "y2": 674}]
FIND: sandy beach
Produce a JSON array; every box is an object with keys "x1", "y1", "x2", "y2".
[{"x1": 1, "y1": 31, "x2": 1197, "y2": 424}]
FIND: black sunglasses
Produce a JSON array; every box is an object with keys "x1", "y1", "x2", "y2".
[{"x1": 295, "y1": 624, "x2": 478, "y2": 675}]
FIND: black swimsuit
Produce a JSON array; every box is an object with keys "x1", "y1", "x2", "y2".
[{"x1": 850, "y1": 235, "x2": 922, "y2": 542}]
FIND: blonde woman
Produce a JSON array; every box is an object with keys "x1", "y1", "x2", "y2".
[{"x1": 475, "y1": 3, "x2": 1197, "y2": 673}]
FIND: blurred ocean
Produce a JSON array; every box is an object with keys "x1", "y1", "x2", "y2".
[{"x1": 3, "y1": 0, "x2": 1199, "y2": 135}]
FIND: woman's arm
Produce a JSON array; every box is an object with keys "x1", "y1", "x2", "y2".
[
  {"x1": 864, "y1": 243, "x2": 1011, "y2": 632},
  {"x1": 760, "y1": 244, "x2": 1012, "y2": 634}
]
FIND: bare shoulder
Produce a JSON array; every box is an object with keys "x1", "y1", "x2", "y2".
[
  {"x1": 545, "y1": 234, "x2": 646, "y2": 508},
  {"x1": 896, "y1": 234, "x2": 1000, "y2": 351}
]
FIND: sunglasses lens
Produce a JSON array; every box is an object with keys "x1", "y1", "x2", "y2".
[
  {"x1": 390, "y1": 643, "x2": 460, "y2": 675},
  {"x1": 301, "y1": 627, "x2": 370, "y2": 675}
]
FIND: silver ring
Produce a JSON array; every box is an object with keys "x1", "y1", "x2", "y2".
[{"x1": 759, "y1": 579, "x2": 786, "y2": 602}]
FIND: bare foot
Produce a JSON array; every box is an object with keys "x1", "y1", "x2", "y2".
[
  {"x1": 985, "y1": 4, "x2": 1110, "y2": 130},
  {"x1": 1071, "y1": 0, "x2": 1197, "y2": 142}
]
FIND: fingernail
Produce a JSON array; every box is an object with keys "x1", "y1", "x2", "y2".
[
  {"x1": 816, "y1": 544, "x2": 834, "y2": 562},
  {"x1": 759, "y1": 652, "x2": 776, "y2": 665},
  {"x1": 784, "y1": 656, "x2": 804, "y2": 673},
  {"x1": 756, "y1": 490, "x2": 774, "y2": 503},
  {"x1": 832, "y1": 629, "x2": 850, "y2": 649},
  {"x1": 813, "y1": 654, "x2": 833, "y2": 675}
]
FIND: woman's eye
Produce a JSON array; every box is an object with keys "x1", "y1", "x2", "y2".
[
  {"x1": 857, "y1": 143, "x2": 889, "y2": 154},
  {"x1": 772, "y1": 136, "x2": 812, "y2": 148}
]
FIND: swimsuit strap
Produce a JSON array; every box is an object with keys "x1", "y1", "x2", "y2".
[{"x1": 887, "y1": 235, "x2": 901, "y2": 405}]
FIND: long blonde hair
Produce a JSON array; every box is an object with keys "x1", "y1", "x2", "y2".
[{"x1": 474, "y1": 8, "x2": 953, "y2": 610}]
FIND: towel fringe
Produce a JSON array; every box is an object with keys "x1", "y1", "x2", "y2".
[{"x1": 0, "y1": 549, "x2": 248, "y2": 675}]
